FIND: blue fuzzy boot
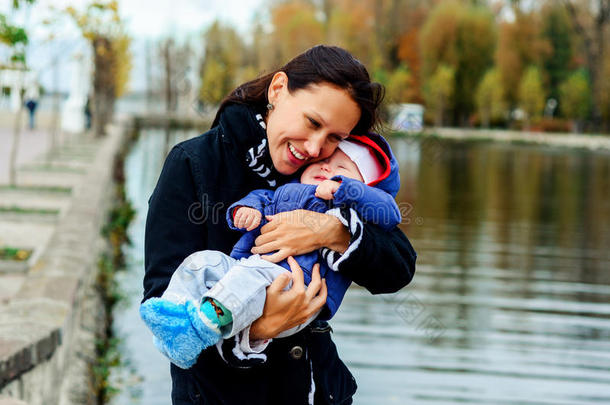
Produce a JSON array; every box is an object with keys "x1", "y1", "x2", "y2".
[{"x1": 140, "y1": 298, "x2": 221, "y2": 369}]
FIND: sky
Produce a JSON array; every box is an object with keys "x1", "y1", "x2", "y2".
[
  {"x1": 1, "y1": 0, "x2": 538, "y2": 95},
  {"x1": 1, "y1": 0, "x2": 266, "y2": 93}
]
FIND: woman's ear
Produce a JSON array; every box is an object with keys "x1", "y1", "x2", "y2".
[{"x1": 267, "y1": 71, "x2": 288, "y2": 105}]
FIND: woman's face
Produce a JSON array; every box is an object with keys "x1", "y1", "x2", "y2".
[{"x1": 265, "y1": 72, "x2": 361, "y2": 175}]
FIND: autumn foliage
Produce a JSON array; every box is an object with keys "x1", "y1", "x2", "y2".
[{"x1": 197, "y1": 0, "x2": 610, "y2": 132}]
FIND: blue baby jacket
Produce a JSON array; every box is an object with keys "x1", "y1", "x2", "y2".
[{"x1": 225, "y1": 133, "x2": 402, "y2": 319}]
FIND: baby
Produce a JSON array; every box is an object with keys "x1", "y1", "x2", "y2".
[{"x1": 141, "y1": 135, "x2": 401, "y2": 369}]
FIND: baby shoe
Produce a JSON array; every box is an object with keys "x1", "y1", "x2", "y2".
[{"x1": 140, "y1": 298, "x2": 221, "y2": 369}]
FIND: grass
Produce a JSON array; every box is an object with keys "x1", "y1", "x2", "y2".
[
  {"x1": 0, "y1": 205, "x2": 60, "y2": 215},
  {"x1": 0, "y1": 246, "x2": 32, "y2": 261},
  {"x1": 91, "y1": 126, "x2": 136, "y2": 404},
  {"x1": 19, "y1": 164, "x2": 87, "y2": 174},
  {"x1": 0, "y1": 184, "x2": 72, "y2": 194}
]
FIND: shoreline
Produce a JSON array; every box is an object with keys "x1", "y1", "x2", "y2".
[{"x1": 394, "y1": 127, "x2": 610, "y2": 152}]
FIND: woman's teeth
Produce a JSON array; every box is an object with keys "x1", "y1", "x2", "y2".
[{"x1": 288, "y1": 143, "x2": 306, "y2": 161}]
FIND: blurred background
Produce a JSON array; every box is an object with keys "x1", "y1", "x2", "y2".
[{"x1": 1, "y1": 0, "x2": 609, "y2": 404}]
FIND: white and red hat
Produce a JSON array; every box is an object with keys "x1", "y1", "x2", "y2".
[{"x1": 337, "y1": 135, "x2": 391, "y2": 186}]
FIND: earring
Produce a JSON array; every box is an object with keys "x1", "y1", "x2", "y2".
[{"x1": 267, "y1": 103, "x2": 274, "y2": 111}]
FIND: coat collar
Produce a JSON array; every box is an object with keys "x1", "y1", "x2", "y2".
[{"x1": 217, "y1": 103, "x2": 289, "y2": 188}]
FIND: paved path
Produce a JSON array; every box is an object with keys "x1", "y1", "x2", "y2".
[{"x1": 0, "y1": 127, "x2": 52, "y2": 184}]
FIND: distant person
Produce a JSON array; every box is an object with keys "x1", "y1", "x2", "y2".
[
  {"x1": 25, "y1": 98, "x2": 38, "y2": 129},
  {"x1": 84, "y1": 96, "x2": 92, "y2": 130},
  {"x1": 24, "y1": 85, "x2": 39, "y2": 130},
  {"x1": 25, "y1": 99, "x2": 38, "y2": 129}
]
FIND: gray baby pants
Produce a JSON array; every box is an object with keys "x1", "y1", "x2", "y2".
[{"x1": 161, "y1": 250, "x2": 319, "y2": 339}]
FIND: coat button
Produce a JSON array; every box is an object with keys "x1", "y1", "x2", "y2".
[{"x1": 289, "y1": 345, "x2": 303, "y2": 360}]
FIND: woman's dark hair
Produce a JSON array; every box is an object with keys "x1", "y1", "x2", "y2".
[{"x1": 213, "y1": 45, "x2": 385, "y2": 134}]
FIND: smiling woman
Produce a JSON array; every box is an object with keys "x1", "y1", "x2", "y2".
[
  {"x1": 142, "y1": 45, "x2": 417, "y2": 405},
  {"x1": 265, "y1": 74, "x2": 361, "y2": 174}
]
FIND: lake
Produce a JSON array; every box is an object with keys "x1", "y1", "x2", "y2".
[{"x1": 110, "y1": 130, "x2": 610, "y2": 405}]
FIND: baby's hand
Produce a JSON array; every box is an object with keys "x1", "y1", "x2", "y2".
[
  {"x1": 315, "y1": 180, "x2": 340, "y2": 200},
  {"x1": 234, "y1": 206, "x2": 262, "y2": 231}
]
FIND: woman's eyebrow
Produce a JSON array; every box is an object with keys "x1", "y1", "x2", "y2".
[
  {"x1": 310, "y1": 111, "x2": 328, "y2": 126},
  {"x1": 310, "y1": 111, "x2": 349, "y2": 137}
]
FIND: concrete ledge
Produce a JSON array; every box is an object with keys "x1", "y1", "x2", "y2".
[
  {"x1": 0, "y1": 323, "x2": 60, "y2": 387},
  {"x1": 133, "y1": 113, "x2": 211, "y2": 131},
  {"x1": 0, "y1": 122, "x2": 127, "y2": 404},
  {"x1": 0, "y1": 397, "x2": 30, "y2": 405}
]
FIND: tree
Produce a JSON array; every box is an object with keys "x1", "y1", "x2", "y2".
[
  {"x1": 269, "y1": 1, "x2": 324, "y2": 66},
  {"x1": 475, "y1": 68, "x2": 506, "y2": 128},
  {"x1": 541, "y1": 3, "x2": 575, "y2": 102},
  {"x1": 395, "y1": 2, "x2": 430, "y2": 104},
  {"x1": 600, "y1": 53, "x2": 610, "y2": 128},
  {"x1": 247, "y1": 19, "x2": 268, "y2": 75},
  {"x1": 562, "y1": 0, "x2": 610, "y2": 128},
  {"x1": 420, "y1": 0, "x2": 496, "y2": 124},
  {"x1": 112, "y1": 33, "x2": 131, "y2": 99},
  {"x1": 424, "y1": 64, "x2": 455, "y2": 127},
  {"x1": 65, "y1": 1, "x2": 132, "y2": 137},
  {"x1": 0, "y1": 15, "x2": 28, "y2": 64},
  {"x1": 496, "y1": 9, "x2": 552, "y2": 107},
  {"x1": 396, "y1": 27, "x2": 423, "y2": 102},
  {"x1": 200, "y1": 58, "x2": 228, "y2": 105},
  {"x1": 559, "y1": 70, "x2": 591, "y2": 132},
  {"x1": 1, "y1": 0, "x2": 34, "y2": 187},
  {"x1": 198, "y1": 21, "x2": 244, "y2": 105},
  {"x1": 159, "y1": 38, "x2": 192, "y2": 113},
  {"x1": 386, "y1": 64, "x2": 417, "y2": 104},
  {"x1": 327, "y1": 0, "x2": 377, "y2": 69},
  {"x1": 518, "y1": 66, "x2": 545, "y2": 129}
]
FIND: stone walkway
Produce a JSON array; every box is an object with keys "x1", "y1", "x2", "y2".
[
  {"x1": 0, "y1": 122, "x2": 123, "y2": 404},
  {"x1": 0, "y1": 127, "x2": 53, "y2": 185},
  {"x1": 0, "y1": 127, "x2": 99, "y2": 304}
]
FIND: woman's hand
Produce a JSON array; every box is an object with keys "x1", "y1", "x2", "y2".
[
  {"x1": 249, "y1": 257, "x2": 327, "y2": 340},
  {"x1": 251, "y1": 209, "x2": 350, "y2": 263}
]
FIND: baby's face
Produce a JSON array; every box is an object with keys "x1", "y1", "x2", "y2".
[{"x1": 300, "y1": 149, "x2": 363, "y2": 185}]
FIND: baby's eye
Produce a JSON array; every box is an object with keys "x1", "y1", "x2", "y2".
[{"x1": 329, "y1": 134, "x2": 343, "y2": 143}]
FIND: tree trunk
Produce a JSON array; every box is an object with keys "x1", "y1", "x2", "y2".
[
  {"x1": 163, "y1": 40, "x2": 174, "y2": 114},
  {"x1": 47, "y1": 57, "x2": 61, "y2": 164},
  {"x1": 9, "y1": 101, "x2": 24, "y2": 187},
  {"x1": 435, "y1": 99, "x2": 444, "y2": 127},
  {"x1": 92, "y1": 36, "x2": 116, "y2": 137},
  {"x1": 481, "y1": 109, "x2": 490, "y2": 128},
  {"x1": 563, "y1": 0, "x2": 608, "y2": 130}
]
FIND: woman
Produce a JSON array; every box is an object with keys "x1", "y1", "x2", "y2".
[{"x1": 143, "y1": 45, "x2": 417, "y2": 405}]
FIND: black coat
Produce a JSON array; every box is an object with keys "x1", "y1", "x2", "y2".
[{"x1": 143, "y1": 104, "x2": 417, "y2": 405}]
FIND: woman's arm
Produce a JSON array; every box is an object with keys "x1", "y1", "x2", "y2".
[
  {"x1": 252, "y1": 209, "x2": 416, "y2": 294},
  {"x1": 143, "y1": 146, "x2": 207, "y2": 302},
  {"x1": 328, "y1": 209, "x2": 416, "y2": 294},
  {"x1": 250, "y1": 210, "x2": 350, "y2": 261},
  {"x1": 143, "y1": 145, "x2": 328, "y2": 364},
  {"x1": 249, "y1": 258, "x2": 327, "y2": 340}
]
